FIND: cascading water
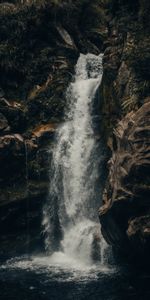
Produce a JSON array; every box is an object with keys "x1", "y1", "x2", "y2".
[
  {"x1": 0, "y1": 55, "x2": 147, "y2": 300},
  {"x1": 42, "y1": 53, "x2": 107, "y2": 267}
]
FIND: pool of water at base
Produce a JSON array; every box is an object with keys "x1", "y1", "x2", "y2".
[{"x1": 0, "y1": 255, "x2": 150, "y2": 300}]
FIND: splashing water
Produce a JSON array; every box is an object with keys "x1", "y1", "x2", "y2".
[{"x1": 42, "y1": 53, "x2": 107, "y2": 267}]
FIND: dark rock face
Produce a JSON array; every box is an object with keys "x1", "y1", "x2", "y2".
[
  {"x1": 0, "y1": 191, "x2": 46, "y2": 258},
  {"x1": 0, "y1": 134, "x2": 25, "y2": 183},
  {"x1": 99, "y1": 102, "x2": 150, "y2": 263},
  {"x1": 99, "y1": 0, "x2": 150, "y2": 140},
  {"x1": 0, "y1": 112, "x2": 10, "y2": 132},
  {"x1": 98, "y1": 0, "x2": 150, "y2": 265}
]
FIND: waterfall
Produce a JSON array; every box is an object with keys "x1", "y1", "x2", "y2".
[
  {"x1": 42, "y1": 53, "x2": 107, "y2": 267},
  {"x1": 24, "y1": 141, "x2": 30, "y2": 257}
]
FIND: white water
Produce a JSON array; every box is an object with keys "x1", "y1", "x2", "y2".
[{"x1": 42, "y1": 53, "x2": 107, "y2": 268}]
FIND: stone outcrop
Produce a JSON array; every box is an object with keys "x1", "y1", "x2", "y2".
[
  {"x1": 98, "y1": 0, "x2": 150, "y2": 265},
  {"x1": 99, "y1": 0, "x2": 150, "y2": 139},
  {"x1": 99, "y1": 102, "x2": 150, "y2": 263}
]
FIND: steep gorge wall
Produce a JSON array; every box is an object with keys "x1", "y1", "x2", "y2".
[{"x1": 99, "y1": 0, "x2": 150, "y2": 265}]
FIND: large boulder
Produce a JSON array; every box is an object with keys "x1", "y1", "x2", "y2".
[{"x1": 99, "y1": 101, "x2": 150, "y2": 263}]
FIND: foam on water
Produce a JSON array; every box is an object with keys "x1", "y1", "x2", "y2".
[{"x1": 0, "y1": 255, "x2": 115, "y2": 283}]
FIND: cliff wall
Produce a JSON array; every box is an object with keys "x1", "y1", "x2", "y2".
[{"x1": 99, "y1": 0, "x2": 150, "y2": 265}]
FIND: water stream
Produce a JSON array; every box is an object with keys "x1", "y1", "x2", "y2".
[
  {"x1": 0, "y1": 53, "x2": 150, "y2": 300},
  {"x1": 42, "y1": 53, "x2": 107, "y2": 267}
]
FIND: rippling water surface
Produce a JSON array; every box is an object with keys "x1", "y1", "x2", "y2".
[{"x1": 0, "y1": 256, "x2": 150, "y2": 300}]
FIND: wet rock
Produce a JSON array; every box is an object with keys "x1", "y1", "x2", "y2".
[
  {"x1": 0, "y1": 99, "x2": 26, "y2": 133},
  {"x1": 0, "y1": 134, "x2": 25, "y2": 185},
  {"x1": 0, "y1": 113, "x2": 10, "y2": 133},
  {"x1": 100, "y1": 0, "x2": 150, "y2": 142},
  {"x1": 32, "y1": 123, "x2": 56, "y2": 145},
  {"x1": 91, "y1": 231, "x2": 101, "y2": 262},
  {"x1": 99, "y1": 102, "x2": 150, "y2": 263},
  {"x1": 127, "y1": 215, "x2": 150, "y2": 256},
  {"x1": 56, "y1": 26, "x2": 76, "y2": 49},
  {"x1": 0, "y1": 180, "x2": 49, "y2": 257},
  {"x1": 0, "y1": 134, "x2": 24, "y2": 157}
]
